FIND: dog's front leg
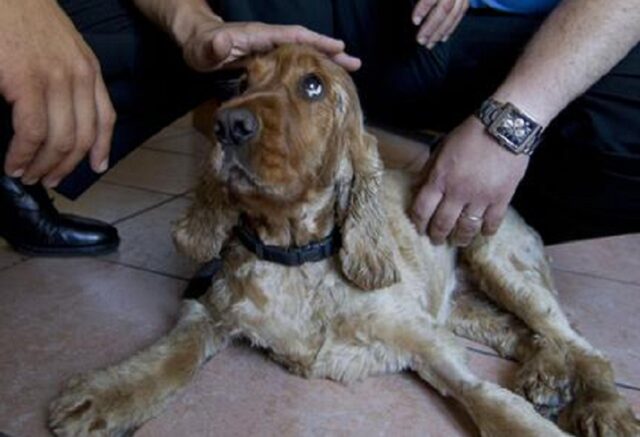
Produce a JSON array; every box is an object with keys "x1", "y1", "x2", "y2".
[
  {"x1": 373, "y1": 318, "x2": 568, "y2": 437},
  {"x1": 462, "y1": 210, "x2": 640, "y2": 436},
  {"x1": 49, "y1": 300, "x2": 228, "y2": 436}
]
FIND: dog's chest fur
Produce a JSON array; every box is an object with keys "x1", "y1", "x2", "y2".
[{"x1": 203, "y1": 173, "x2": 460, "y2": 382}]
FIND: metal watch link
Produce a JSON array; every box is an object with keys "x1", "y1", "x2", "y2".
[{"x1": 475, "y1": 98, "x2": 544, "y2": 155}]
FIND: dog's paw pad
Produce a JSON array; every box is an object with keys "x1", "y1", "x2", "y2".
[{"x1": 48, "y1": 378, "x2": 135, "y2": 437}]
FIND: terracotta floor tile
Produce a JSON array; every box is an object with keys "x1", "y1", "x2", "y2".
[
  {"x1": 136, "y1": 346, "x2": 515, "y2": 437},
  {"x1": 50, "y1": 182, "x2": 172, "y2": 224},
  {"x1": 547, "y1": 234, "x2": 640, "y2": 286},
  {"x1": 166, "y1": 112, "x2": 194, "y2": 130},
  {"x1": 0, "y1": 258, "x2": 184, "y2": 437},
  {"x1": 0, "y1": 242, "x2": 26, "y2": 270},
  {"x1": 143, "y1": 130, "x2": 211, "y2": 157},
  {"x1": 102, "y1": 148, "x2": 202, "y2": 195},
  {"x1": 553, "y1": 270, "x2": 640, "y2": 387},
  {"x1": 105, "y1": 197, "x2": 197, "y2": 278}
]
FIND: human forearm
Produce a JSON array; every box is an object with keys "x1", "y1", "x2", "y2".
[
  {"x1": 493, "y1": 0, "x2": 640, "y2": 126},
  {"x1": 132, "y1": 0, "x2": 222, "y2": 46}
]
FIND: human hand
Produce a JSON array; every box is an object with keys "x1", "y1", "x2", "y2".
[
  {"x1": 410, "y1": 117, "x2": 530, "y2": 246},
  {"x1": 412, "y1": 0, "x2": 469, "y2": 48},
  {"x1": 0, "y1": 0, "x2": 115, "y2": 188},
  {"x1": 181, "y1": 19, "x2": 362, "y2": 72}
]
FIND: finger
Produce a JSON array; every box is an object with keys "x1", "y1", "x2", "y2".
[
  {"x1": 269, "y1": 25, "x2": 345, "y2": 55},
  {"x1": 5, "y1": 90, "x2": 48, "y2": 178},
  {"x1": 288, "y1": 26, "x2": 345, "y2": 55},
  {"x1": 205, "y1": 29, "x2": 235, "y2": 70},
  {"x1": 412, "y1": 0, "x2": 438, "y2": 26},
  {"x1": 43, "y1": 67, "x2": 97, "y2": 188},
  {"x1": 411, "y1": 183, "x2": 443, "y2": 235},
  {"x1": 22, "y1": 79, "x2": 75, "y2": 185},
  {"x1": 417, "y1": 0, "x2": 456, "y2": 47},
  {"x1": 452, "y1": 204, "x2": 486, "y2": 247},
  {"x1": 442, "y1": 6, "x2": 467, "y2": 42},
  {"x1": 431, "y1": 0, "x2": 466, "y2": 44},
  {"x1": 331, "y1": 52, "x2": 362, "y2": 72},
  {"x1": 89, "y1": 74, "x2": 115, "y2": 174},
  {"x1": 260, "y1": 25, "x2": 361, "y2": 71},
  {"x1": 482, "y1": 203, "x2": 509, "y2": 236},
  {"x1": 428, "y1": 196, "x2": 464, "y2": 245}
]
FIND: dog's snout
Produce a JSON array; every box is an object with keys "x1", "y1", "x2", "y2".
[{"x1": 214, "y1": 108, "x2": 259, "y2": 146}]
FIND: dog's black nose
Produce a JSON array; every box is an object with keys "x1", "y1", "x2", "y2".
[{"x1": 214, "y1": 108, "x2": 259, "y2": 146}]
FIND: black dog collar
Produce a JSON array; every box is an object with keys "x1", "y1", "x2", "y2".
[{"x1": 234, "y1": 218, "x2": 341, "y2": 266}]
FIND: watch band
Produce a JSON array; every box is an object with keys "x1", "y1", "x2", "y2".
[{"x1": 475, "y1": 98, "x2": 544, "y2": 155}]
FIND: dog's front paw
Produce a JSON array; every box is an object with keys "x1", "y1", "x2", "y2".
[
  {"x1": 514, "y1": 340, "x2": 572, "y2": 420},
  {"x1": 49, "y1": 374, "x2": 140, "y2": 437},
  {"x1": 559, "y1": 394, "x2": 640, "y2": 437}
]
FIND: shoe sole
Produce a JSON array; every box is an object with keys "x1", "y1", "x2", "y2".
[{"x1": 4, "y1": 240, "x2": 120, "y2": 257}]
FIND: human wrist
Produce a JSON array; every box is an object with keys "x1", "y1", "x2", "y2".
[
  {"x1": 170, "y1": 0, "x2": 223, "y2": 47},
  {"x1": 491, "y1": 85, "x2": 556, "y2": 128}
]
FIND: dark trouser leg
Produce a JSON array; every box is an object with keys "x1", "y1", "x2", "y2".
[{"x1": 333, "y1": 3, "x2": 640, "y2": 242}]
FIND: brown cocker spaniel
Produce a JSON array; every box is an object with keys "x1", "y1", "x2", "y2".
[{"x1": 49, "y1": 45, "x2": 639, "y2": 437}]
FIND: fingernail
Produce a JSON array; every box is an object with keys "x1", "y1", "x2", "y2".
[
  {"x1": 427, "y1": 42, "x2": 436, "y2": 50},
  {"x1": 98, "y1": 159, "x2": 109, "y2": 173},
  {"x1": 10, "y1": 168, "x2": 24, "y2": 178},
  {"x1": 413, "y1": 15, "x2": 423, "y2": 25},
  {"x1": 417, "y1": 36, "x2": 427, "y2": 45},
  {"x1": 442, "y1": 35, "x2": 450, "y2": 42},
  {"x1": 43, "y1": 178, "x2": 60, "y2": 188},
  {"x1": 21, "y1": 176, "x2": 38, "y2": 185}
]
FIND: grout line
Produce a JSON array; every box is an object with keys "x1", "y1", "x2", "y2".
[
  {"x1": 139, "y1": 145, "x2": 206, "y2": 158},
  {"x1": 0, "y1": 256, "x2": 30, "y2": 273},
  {"x1": 98, "y1": 257, "x2": 190, "y2": 281},
  {"x1": 616, "y1": 381, "x2": 640, "y2": 392},
  {"x1": 100, "y1": 180, "x2": 187, "y2": 197},
  {"x1": 111, "y1": 193, "x2": 185, "y2": 225},
  {"x1": 552, "y1": 267, "x2": 640, "y2": 288},
  {"x1": 142, "y1": 145, "x2": 203, "y2": 157}
]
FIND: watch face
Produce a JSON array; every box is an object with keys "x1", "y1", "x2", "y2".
[{"x1": 494, "y1": 107, "x2": 537, "y2": 149}]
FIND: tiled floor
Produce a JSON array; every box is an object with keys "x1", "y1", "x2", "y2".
[{"x1": 0, "y1": 116, "x2": 639, "y2": 437}]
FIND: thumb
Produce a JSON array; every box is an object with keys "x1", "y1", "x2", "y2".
[{"x1": 203, "y1": 30, "x2": 234, "y2": 71}]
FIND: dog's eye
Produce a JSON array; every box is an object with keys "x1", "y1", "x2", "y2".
[{"x1": 299, "y1": 74, "x2": 324, "y2": 101}]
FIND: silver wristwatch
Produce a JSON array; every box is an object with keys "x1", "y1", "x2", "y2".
[{"x1": 475, "y1": 98, "x2": 544, "y2": 155}]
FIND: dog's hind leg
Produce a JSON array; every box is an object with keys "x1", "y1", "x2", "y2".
[
  {"x1": 374, "y1": 318, "x2": 568, "y2": 437},
  {"x1": 461, "y1": 209, "x2": 640, "y2": 436},
  {"x1": 49, "y1": 300, "x2": 227, "y2": 437}
]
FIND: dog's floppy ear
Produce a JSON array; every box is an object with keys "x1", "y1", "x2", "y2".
[
  {"x1": 172, "y1": 148, "x2": 239, "y2": 262},
  {"x1": 336, "y1": 98, "x2": 400, "y2": 291}
]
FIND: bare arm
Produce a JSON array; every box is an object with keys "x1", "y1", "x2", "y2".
[
  {"x1": 412, "y1": 0, "x2": 640, "y2": 245},
  {"x1": 132, "y1": 0, "x2": 218, "y2": 46},
  {"x1": 494, "y1": 0, "x2": 640, "y2": 125},
  {"x1": 131, "y1": 0, "x2": 361, "y2": 72}
]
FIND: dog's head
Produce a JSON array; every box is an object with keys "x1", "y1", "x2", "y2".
[{"x1": 180, "y1": 45, "x2": 399, "y2": 290}]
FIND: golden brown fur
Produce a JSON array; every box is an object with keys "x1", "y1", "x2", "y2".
[{"x1": 49, "y1": 45, "x2": 638, "y2": 437}]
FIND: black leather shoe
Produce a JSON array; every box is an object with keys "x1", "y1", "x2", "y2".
[{"x1": 0, "y1": 176, "x2": 120, "y2": 256}]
